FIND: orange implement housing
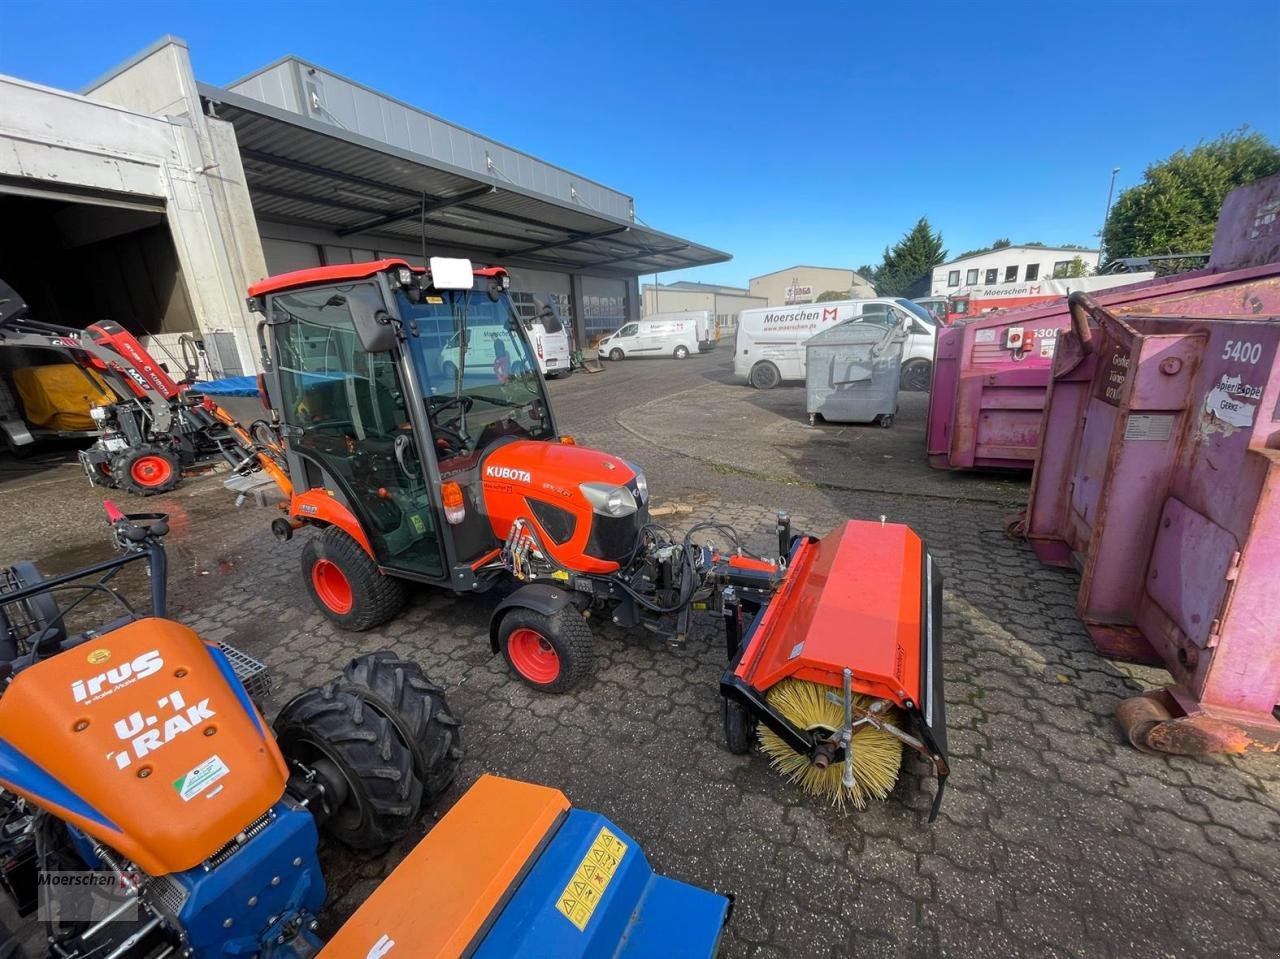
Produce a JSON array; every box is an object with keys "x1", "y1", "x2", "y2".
[
  {"x1": 319, "y1": 774, "x2": 569, "y2": 959},
  {"x1": 0, "y1": 619, "x2": 287, "y2": 876},
  {"x1": 734, "y1": 520, "x2": 925, "y2": 707}
]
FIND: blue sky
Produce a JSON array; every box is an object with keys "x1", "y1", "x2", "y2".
[{"x1": 1, "y1": 0, "x2": 1277, "y2": 286}]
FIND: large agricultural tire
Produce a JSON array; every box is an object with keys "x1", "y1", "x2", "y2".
[
  {"x1": 338, "y1": 652, "x2": 463, "y2": 799},
  {"x1": 302, "y1": 526, "x2": 406, "y2": 631},
  {"x1": 113, "y1": 445, "x2": 181, "y2": 496},
  {"x1": 749, "y1": 361, "x2": 781, "y2": 390},
  {"x1": 274, "y1": 687, "x2": 423, "y2": 849},
  {"x1": 498, "y1": 606, "x2": 593, "y2": 694}
]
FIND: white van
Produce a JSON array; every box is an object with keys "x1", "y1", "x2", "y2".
[
  {"x1": 597, "y1": 313, "x2": 701, "y2": 361},
  {"x1": 733, "y1": 297, "x2": 937, "y2": 391},
  {"x1": 513, "y1": 294, "x2": 573, "y2": 377}
]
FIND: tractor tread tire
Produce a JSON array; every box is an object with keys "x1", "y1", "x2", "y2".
[
  {"x1": 303, "y1": 526, "x2": 407, "y2": 631},
  {"x1": 499, "y1": 607, "x2": 593, "y2": 694},
  {"x1": 112, "y1": 445, "x2": 181, "y2": 497},
  {"x1": 338, "y1": 652, "x2": 463, "y2": 800},
  {"x1": 274, "y1": 687, "x2": 423, "y2": 849}
]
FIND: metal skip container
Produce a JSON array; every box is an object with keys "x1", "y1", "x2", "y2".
[
  {"x1": 805, "y1": 320, "x2": 905, "y2": 426},
  {"x1": 1025, "y1": 292, "x2": 1280, "y2": 755}
]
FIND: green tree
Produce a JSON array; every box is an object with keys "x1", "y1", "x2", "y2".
[
  {"x1": 873, "y1": 217, "x2": 947, "y2": 297},
  {"x1": 816, "y1": 289, "x2": 849, "y2": 302},
  {"x1": 1103, "y1": 129, "x2": 1280, "y2": 261},
  {"x1": 1053, "y1": 256, "x2": 1091, "y2": 279}
]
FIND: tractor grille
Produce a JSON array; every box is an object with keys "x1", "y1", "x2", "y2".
[
  {"x1": 219, "y1": 642, "x2": 271, "y2": 700},
  {"x1": 586, "y1": 502, "x2": 648, "y2": 564},
  {"x1": 204, "y1": 807, "x2": 275, "y2": 870}
]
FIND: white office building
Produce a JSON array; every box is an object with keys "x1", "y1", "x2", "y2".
[{"x1": 930, "y1": 246, "x2": 1100, "y2": 297}]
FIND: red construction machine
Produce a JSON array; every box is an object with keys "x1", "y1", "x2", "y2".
[
  {"x1": 0, "y1": 277, "x2": 287, "y2": 496},
  {"x1": 245, "y1": 258, "x2": 949, "y2": 816}
]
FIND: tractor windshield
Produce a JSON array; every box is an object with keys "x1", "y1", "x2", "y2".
[{"x1": 396, "y1": 289, "x2": 553, "y2": 456}]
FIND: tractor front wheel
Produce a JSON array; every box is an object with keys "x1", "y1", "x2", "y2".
[
  {"x1": 302, "y1": 527, "x2": 406, "y2": 631},
  {"x1": 338, "y1": 652, "x2": 463, "y2": 800},
  {"x1": 274, "y1": 687, "x2": 423, "y2": 849},
  {"x1": 114, "y1": 445, "x2": 181, "y2": 496},
  {"x1": 498, "y1": 607, "x2": 593, "y2": 694}
]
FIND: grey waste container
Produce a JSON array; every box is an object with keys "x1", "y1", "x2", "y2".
[{"x1": 805, "y1": 320, "x2": 905, "y2": 426}]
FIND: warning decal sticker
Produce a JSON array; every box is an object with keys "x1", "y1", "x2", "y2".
[
  {"x1": 555, "y1": 825, "x2": 628, "y2": 931},
  {"x1": 173, "y1": 755, "x2": 229, "y2": 801}
]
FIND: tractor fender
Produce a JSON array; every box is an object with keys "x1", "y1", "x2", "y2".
[
  {"x1": 290, "y1": 489, "x2": 374, "y2": 558},
  {"x1": 488, "y1": 584, "x2": 576, "y2": 653}
]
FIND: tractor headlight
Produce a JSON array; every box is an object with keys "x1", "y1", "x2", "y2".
[
  {"x1": 395, "y1": 266, "x2": 413, "y2": 287},
  {"x1": 580, "y1": 482, "x2": 637, "y2": 518}
]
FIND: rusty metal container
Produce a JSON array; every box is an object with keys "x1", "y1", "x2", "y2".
[
  {"x1": 926, "y1": 174, "x2": 1280, "y2": 471},
  {"x1": 1024, "y1": 292, "x2": 1280, "y2": 754}
]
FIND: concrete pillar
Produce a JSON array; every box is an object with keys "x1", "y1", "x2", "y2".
[
  {"x1": 569, "y1": 273, "x2": 588, "y2": 348},
  {"x1": 625, "y1": 276, "x2": 641, "y2": 322}
]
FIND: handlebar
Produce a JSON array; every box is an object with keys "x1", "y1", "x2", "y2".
[{"x1": 103, "y1": 500, "x2": 169, "y2": 547}]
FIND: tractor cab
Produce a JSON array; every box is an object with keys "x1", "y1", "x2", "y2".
[{"x1": 249, "y1": 258, "x2": 556, "y2": 590}]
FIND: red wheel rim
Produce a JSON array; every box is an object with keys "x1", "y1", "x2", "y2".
[
  {"x1": 507, "y1": 627, "x2": 560, "y2": 684},
  {"x1": 311, "y1": 559, "x2": 353, "y2": 614},
  {"x1": 130, "y1": 455, "x2": 172, "y2": 487}
]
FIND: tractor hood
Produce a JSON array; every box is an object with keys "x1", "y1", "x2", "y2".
[
  {"x1": 480, "y1": 440, "x2": 647, "y2": 574},
  {"x1": 0, "y1": 618, "x2": 288, "y2": 876}
]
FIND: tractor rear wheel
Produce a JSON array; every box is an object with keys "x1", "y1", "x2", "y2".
[
  {"x1": 274, "y1": 687, "x2": 423, "y2": 849},
  {"x1": 338, "y1": 652, "x2": 463, "y2": 800},
  {"x1": 302, "y1": 527, "x2": 406, "y2": 631},
  {"x1": 749, "y1": 361, "x2": 781, "y2": 390},
  {"x1": 498, "y1": 607, "x2": 593, "y2": 694},
  {"x1": 114, "y1": 445, "x2": 181, "y2": 496}
]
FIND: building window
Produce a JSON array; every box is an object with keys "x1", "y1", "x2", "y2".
[
  {"x1": 947, "y1": 270, "x2": 960, "y2": 287},
  {"x1": 1004, "y1": 265, "x2": 1018, "y2": 282},
  {"x1": 985, "y1": 268, "x2": 998, "y2": 285},
  {"x1": 966, "y1": 268, "x2": 979, "y2": 285},
  {"x1": 1052, "y1": 260, "x2": 1071, "y2": 278},
  {"x1": 1025, "y1": 264, "x2": 1040, "y2": 281}
]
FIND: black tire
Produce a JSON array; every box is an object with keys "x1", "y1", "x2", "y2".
[
  {"x1": 749, "y1": 361, "x2": 781, "y2": 390},
  {"x1": 302, "y1": 526, "x2": 407, "y2": 631},
  {"x1": 673, "y1": 345, "x2": 690, "y2": 359},
  {"x1": 275, "y1": 687, "x2": 423, "y2": 849},
  {"x1": 112, "y1": 445, "x2": 181, "y2": 496},
  {"x1": 900, "y1": 359, "x2": 933, "y2": 392},
  {"x1": 608, "y1": 348, "x2": 625, "y2": 362},
  {"x1": 339, "y1": 652, "x2": 463, "y2": 799},
  {"x1": 498, "y1": 606, "x2": 593, "y2": 694},
  {"x1": 878, "y1": 414, "x2": 895, "y2": 428},
  {"x1": 723, "y1": 697, "x2": 754, "y2": 754}
]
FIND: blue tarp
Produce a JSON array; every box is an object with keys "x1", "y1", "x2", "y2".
[{"x1": 194, "y1": 376, "x2": 260, "y2": 397}]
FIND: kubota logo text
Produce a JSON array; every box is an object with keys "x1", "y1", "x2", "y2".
[
  {"x1": 485, "y1": 465, "x2": 531, "y2": 483},
  {"x1": 72, "y1": 650, "x2": 164, "y2": 704}
]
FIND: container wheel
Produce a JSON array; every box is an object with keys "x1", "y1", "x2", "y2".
[
  {"x1": 338, "y1": 651, "x2": 463, "y2": 800},
  {"x1": 749, "y1": 361, "x2": 781, "y2": 390},
  {"x1": 1114, "y1": 694, "x2": 1172, "y2": 754},
  {"x1": 673, "y1": 345, "x2": 690, "y2": 359},
  {"x1": 275, "y1": 687, "x2": 423, "y2": 849},
  {"x1": 114, "y1": 445, "x2": 181, "y2": 496},
  {"x1": 301, "y1": 526, "x2": 406, "y2": 630},
  {"x1": 900, "y1": 359, "x2": 933, "y2": 392},
  {"x1": 723, "y1": 697, "x2": 755, "y2": 754},
  {"x1": 498, "y1": 607, "x2": 593, "y2": 694},
  {"x1": 609, "y1": 348, "x2": 625, "y2": 362}
]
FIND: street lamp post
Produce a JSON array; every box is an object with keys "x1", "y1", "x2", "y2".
[{"x1": 1100, "y1": 166, "x2": 1120, "y2": 261}]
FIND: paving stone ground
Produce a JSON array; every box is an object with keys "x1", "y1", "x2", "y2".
[{"x1": 0, "y1": 350, "x2": 1277, "y2": 957}]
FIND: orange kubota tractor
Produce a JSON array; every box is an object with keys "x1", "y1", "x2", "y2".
[{"x1": 246, "y1": 258, "x2": 950, "y2": 815}]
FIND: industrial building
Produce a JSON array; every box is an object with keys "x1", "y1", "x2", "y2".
[
  {"x1": 641, "y1": 280, "x2": 765, "y2": 334},
  {"x1": 0, "y1": 36, "x2": 727, "y2": 378},
  {"x1": 929, "y1": 245, "x2": 1100, "y2": 296},
  {"x1": 748, "y1": 266, "x2": 876, "y2": 306}
]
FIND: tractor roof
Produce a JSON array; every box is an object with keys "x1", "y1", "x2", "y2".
[{"x1": 248, "y1": 258, "x2": 507, "y2": 297}]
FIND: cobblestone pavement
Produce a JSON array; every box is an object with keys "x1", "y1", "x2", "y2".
[{"x1": 1, "y1": 350, "x2": 1277, "y2": 957}]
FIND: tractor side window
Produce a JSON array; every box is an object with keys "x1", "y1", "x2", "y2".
[{"x1": 270, "y1": 284, "x2": 443, "y2": 579}]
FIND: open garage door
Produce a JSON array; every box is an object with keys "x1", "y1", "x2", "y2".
[{"x1": 0, "y1": 188, "x2": 204, "y2": 459}]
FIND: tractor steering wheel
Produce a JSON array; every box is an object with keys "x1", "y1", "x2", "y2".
[{"x1": 427, "y1": 394, "x2": 474, "y2": 444}]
